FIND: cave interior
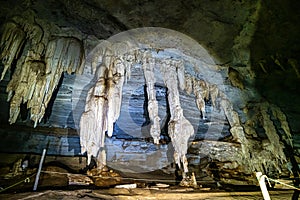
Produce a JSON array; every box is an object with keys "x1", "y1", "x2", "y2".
[{"x1": 0, "y1": 0, "x2": 300, "y2": 199}]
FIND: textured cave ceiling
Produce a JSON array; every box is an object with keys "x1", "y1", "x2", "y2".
[{"x1": 0, "y1": 0, "x2": 300, "y2": 187}]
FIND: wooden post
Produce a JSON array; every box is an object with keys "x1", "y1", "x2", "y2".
[
  {"x1": 33, "y1": 148, "x2": 47, "y2": 191},
  {"x1": 256, "y1": 172, "x2": 271, "y2": 200}
]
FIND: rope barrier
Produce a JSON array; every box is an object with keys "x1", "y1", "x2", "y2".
[
  {"x1": 256, "y1": 172, "x2": 300, "y2": 200},
  {"x1": 0, "y1": 173, "x2": 36, "y2": 193},
  {"x1": 2, "y1": 170, "x2": 300, "y2": 194},
  {"x1": 267, "y1": 177, "x2": 300, "y2": 191}
]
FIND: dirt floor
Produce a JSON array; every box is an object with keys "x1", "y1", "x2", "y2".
[
  {"x1": 0, "y1": 153, "x2": 296, "y2": 199},
  {"x1": 0, "y1": 188, "x2": 295, "y2": 200}
]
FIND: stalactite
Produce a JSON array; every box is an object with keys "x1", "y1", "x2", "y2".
[
  {"x1": 142, "y1": 51, "x2": 160, "y2": 144},
  {"x1": 106, "y1": 55, "x2": 126, "y2": 137},
  {"x1": 288, "y1": 58, "x2": 300, "y2": 78},
  {"x1": 209, "y1": 84, "x2": 219, "y2": 109},
  {"x1": 112, "y1": 42, "x2": 136, "y2": 84},
  {"x1": 110, "y1": 56, "x2": 126, "y2": 127},
  {"x1": 79, "y1": 45, "x2": 126, "y2": 168},
  {"x1": 184, "y1": 74, "x2": 193, "y2": 95},
  {"x1": 220, "y1": 95, "x2": 240, "y2": 128},
  {"x1": 228, "y1": 67, "x2": 244, "y2": 90},
  {"x1": 90, "y1": 40, "x2": 111, "y2": 74},
  {"x1": 193, "y1": 78, "x2": 209, "y2": 119},
  {"x1": 35, "y1": 37, "x2": 84, "y2": 126},
  {"x1": 270, "y1": 105, "x2": 293, "y2": 146},
  {"x1": 0, "y1": 22, "x2": 26, "y2": 80},
  {"x1": 260, "y1": 103, "x2": 286, "y2": 162},
  {"x1": 193, "y1": 81, "x2": 206, "y2": 119},
  {"x1": 0, "y1": 12, "x2": 85, "y2": 127},
  {"x1": 6, "y1": 57, "x2": 46, "y2": 124},
  {"x1": 159, "y1": 59, "x2": 194, "y2": 174},
  {"x1": 3, "y1": 34, "x2": 84, "y2": 126},
  {"x1": 218, "y1": 93, "x2": 251, "y2": 163},
  {"x1": 176, "y1": 60, "x2": 185, "y2": 91},
  {"x1": 80, "y1": 66, "x2": 108, "y2": 167}
]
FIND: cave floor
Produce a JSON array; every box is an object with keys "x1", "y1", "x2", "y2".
[
  {"x1": 0, "y1": 167, "x2": 296, "y2": 200},
  {"x1": 0, "y1": 188, "x2": 294, "y2": 200}
]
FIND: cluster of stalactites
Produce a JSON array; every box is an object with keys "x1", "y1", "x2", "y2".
[
  {"x1": 81, "y1": 46, "x2": 251, "y2": 172},
  {"x1": 185, "y1": 70, "x2": 251, "y2": 162},
  {"x1": 186, "y1": 71, "x2": 291, "y2": 174},
  {"x1": 0, "y1": 22, "x2": 26, "y2": 80},
  {"x1": 0, "y1": 18, "x2": 85, "y2": 127},
  {"x1": 184, "y1": 74, "x2": 219, "y2": 119},
  {"x1": 80, "y1": 44, "x2": 291, "y2": 177},
  {"x1": 243, "y1": 102, "x2": 293, "y2": 173},
  {"x1": 141, "y1": 54, "x2": 223, "y2": 174},
  {"x1": 79, "y1": 44, "x2": 135, "y2": 167}
]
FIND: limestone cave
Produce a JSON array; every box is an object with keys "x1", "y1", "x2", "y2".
[{"x1": 0, "y1": 0, "x2": 299, "y2": 199}]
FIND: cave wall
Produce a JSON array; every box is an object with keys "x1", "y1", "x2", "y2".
[{"x1": 250, "y1": 0, "x2": 300, "y2": 137}]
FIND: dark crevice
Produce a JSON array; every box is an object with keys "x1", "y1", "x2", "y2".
[
  {"x1": 161, "y1": 86, "x2": 171, "y2": 143},
  {"x1": 42, "y1": 72, "x2": 64, "y2": 124}
]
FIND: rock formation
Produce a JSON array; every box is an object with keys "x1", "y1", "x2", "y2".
[{"x1": 0, "y1": 11, "x2": 85, "y2": 127}]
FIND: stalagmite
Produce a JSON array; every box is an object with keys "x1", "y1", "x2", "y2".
[
  {"x1": 80, "y1": 59, "x2": 108, "y2": 166},
  {"x1": 142, "y1": 51, "x2": 161, "y2": 144}
]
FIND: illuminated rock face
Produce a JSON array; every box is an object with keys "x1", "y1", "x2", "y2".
[
  {"x1": 76, "y1": 28, "x2": 231, "y2": 176},
  {"x1": 76, "y1": 28, "x2": 293, "y2": 182}
]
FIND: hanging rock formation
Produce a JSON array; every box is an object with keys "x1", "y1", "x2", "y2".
[
  {"x1": 0, "y1": 12, "x2": 85, "y2": 127},
  {"x1": 160, "y1": 58, "x2": 194, "y2": 175},
  {"x1": 0, "y1": 22, "x2": 26, "y2": 80},
  {"x1": 142, "y1": 51, "x2": 161, "y2": 144}
]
